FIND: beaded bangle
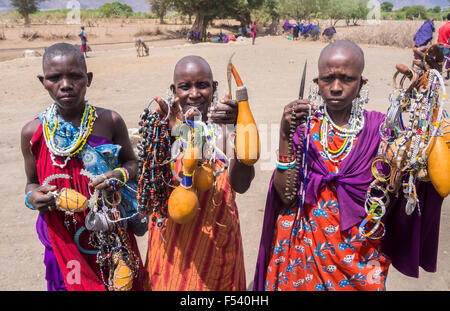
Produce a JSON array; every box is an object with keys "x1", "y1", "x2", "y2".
[
  {"x1": 370, "y1": 157, "x2": 392, "y2": 183},
  {"x1": 25, "y1": 191, "x2": 36, "y2": 211},
  {"x1": 275, "y1": 159, "x2": 297, "y2": 170},
  {"x1": 114, "y1": 168, "x2": 127, "y2": 184},
  {"x1": 276, "y1": 163, "x2": 297, "y2": 170},
  {"x1": 276, "y1": 150, "x2": 296, "y2": 163}
]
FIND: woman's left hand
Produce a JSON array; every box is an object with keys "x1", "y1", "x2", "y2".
[
  {"x1": 207, "y1": 94, "x2": 238, "y2": 125},
  {"x1": 90, "y1": 170, "x2": 124, "y2": 191}
]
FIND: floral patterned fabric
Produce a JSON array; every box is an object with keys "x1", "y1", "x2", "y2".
[{"x1": 265, "y1": 117, "x2": 391, "y2": 291}]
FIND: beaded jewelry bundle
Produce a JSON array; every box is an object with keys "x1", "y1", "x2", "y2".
[
  {"x1": 42, "y1": 172, "x2": 141, "y2": 291},
  {"x1": 136, "y1": 98, "x2": 173, "y2": 228},
  {"x1": 361, "y1": 60, "x2": 449, "y2": 239},
  {"x1": 136, "y1": 94, "x2": 230, "y2": 229}
]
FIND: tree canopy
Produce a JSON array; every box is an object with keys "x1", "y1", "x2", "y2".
[{"x1": 10, "y1": 0, "x2": 47, "y2": 24}]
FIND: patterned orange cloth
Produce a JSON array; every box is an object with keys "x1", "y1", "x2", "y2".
[
  {"x1": 265, "y1": 117, "x2": 391, "y2": 291},
  {"x1": 143, "y1": 161, "x2": 246, "y2": 291}
]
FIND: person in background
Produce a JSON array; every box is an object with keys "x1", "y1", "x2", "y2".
[
  {"x1": 251, "y1": 21, "x2": 258, "y2": 45},
  {"x1": 78, "y1": 26, "x2": 88, "y2": 58},
  {"x1": 413, "y1": 18, "x2": 435, "y2": 48},
  {"x1": 438, "y1": 13, "x2": 450, "y2": 79}
]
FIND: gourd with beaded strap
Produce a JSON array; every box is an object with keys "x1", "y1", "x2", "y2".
[
  {"x1": 112, "y1": 252, "x2": 133, "y2": 291},
  {"x1": 193, "y1": 161, "x2": 214, "y2": 192},
  {"x1": 56, "y1": 188, "x2": 89, "y2": 213},
  {"x1": 168, "y1": 144, "x2": 200, "y2": 224}
]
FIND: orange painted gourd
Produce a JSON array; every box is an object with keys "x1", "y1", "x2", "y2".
[
  {"x1": 231, "y1": 63, "x2": 260, "y2": 166},
  {"x1": 443, "y1": 117, "x2": 450, "y2": 150},
  {"x1": 56, "y1": 188, "x2": 88, "y2": 213},
  {"x1": 183, "y1": 144, "x2": 199, "y2": 175},
  {"x1": 427, "y1": 135, "x2": 450, "y2": 197},
  {"x1": 168, "y1": 186, "x2": 199, "y2": 224},
  {"x1": 193, "y1": 163, "x2": 214, "y2": 191},
  {"x1": 112, "y1": 252, "x2": 133, "y2": 291}
]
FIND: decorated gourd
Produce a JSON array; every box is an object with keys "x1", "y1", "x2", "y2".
[
  {"x1": 168, "y1": 186, "x2": 199, "y2": 224},
  {"x1": 56, "y1": 188, "x2": 89, "y2": 213},
  {"x1": 443, "y1": 117, "x2": 450, "y2": 150},
  {"x1": 194, "y1": 162, "x2": 214, "y2": 191},
  {"x1": 112, "y1": 252, "x2": 133, "y2": 291},
  {"x1": 229, "y1": 62, "x2": 260, "y2": 166},
  {"x1": 427, "y1": 135, "x2": 450, "y2": 197},
  {"x1": 168, "y1": 143, "x2": 200, "y2": 224}
]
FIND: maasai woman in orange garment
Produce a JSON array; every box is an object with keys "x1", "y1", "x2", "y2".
[{"x1": 143, "y1": 56, "x2": 255, "y2": 291}]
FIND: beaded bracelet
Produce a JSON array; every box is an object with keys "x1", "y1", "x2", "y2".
[
  {"x1": 276, "y1": 150, "x2": 296, "y2": 163},
  {"x1": 371, "y1": 157, "x2": 392, "y2": 183},
  {"x1": 114, "y1": 168, "x2": 128, "y2": 184},
  {"x1": 25, "y1": 191, "x2": 36, "y2": 210},
  {"x1": 275, "y1": 160, "x2": 297, "y2": 170}
]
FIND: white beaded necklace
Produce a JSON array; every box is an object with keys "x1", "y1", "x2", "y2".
[{"x1": 319, "y1": 97, "x2": 365, "y2": 163}]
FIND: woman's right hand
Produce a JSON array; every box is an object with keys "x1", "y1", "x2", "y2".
[
  {"x1": 280, "y1": 99, "x2": 317, "y2": 140},
  {"x1": 27, "y1": 185, "x2": 57, "y2": 213}
]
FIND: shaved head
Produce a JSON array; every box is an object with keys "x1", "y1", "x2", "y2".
[
  {"x1": 173, "y1": 55, "x2": 213, "y2": 82},
  {"x1": 319, "y1": 40, "x2": 365, "y2": 74},
  {"x1": 43, "y1": 42, "x2": 87, "y2": 72}
]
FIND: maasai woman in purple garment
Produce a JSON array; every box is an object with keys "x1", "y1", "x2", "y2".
[
  {"x1": 413, "y1": 18, "x2": 435, "y2": 48},
  {"x1": 253, "y1": 40, "x2": 444, "y2": 291}
]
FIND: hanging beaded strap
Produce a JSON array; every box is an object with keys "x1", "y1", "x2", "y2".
[{"x1": 136, "y1": 97, "x2": 174, "y2": 229}]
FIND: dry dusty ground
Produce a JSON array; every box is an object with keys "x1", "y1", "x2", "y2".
[{"x1": 0, "y1": 22, "x2": 448, "y2": 291}]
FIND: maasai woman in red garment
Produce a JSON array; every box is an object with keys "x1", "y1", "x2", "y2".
[{"x1": 20, "y1": 43, "x2": 146, "y2": 291}]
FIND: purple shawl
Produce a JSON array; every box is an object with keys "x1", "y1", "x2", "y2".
[
  {"x1": 414, "y1": 20, "x2": 434, "y2": 47},
  {"x1": 253, "y1": 110, "x2": 444, "y2": 290}
]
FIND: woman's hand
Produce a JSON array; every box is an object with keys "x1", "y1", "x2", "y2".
[
  {"x1": 27, "y1": 185, "x2": 57, "y2": 213},
  {"x1": 207, "y1": 94, "x2": 238, "y2": 125},
  {"x1": 280, "y1": 99, "x2": 317, "y2": 140},
  {"x1": 89, "y1": 170, "x2": 124, "y2": 192}
]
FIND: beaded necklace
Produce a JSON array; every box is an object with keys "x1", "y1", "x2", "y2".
[
  {"x1": 319, "y1": 101, "x2": 365, "y2": 163},
  {"x1": 40, "y1": 101, "x2": 96, "y2": 168}
]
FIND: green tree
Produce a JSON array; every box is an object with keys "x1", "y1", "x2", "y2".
[
  {"x1": 278, "y1": 0, "x2": 327, "y2": 22},
  {"x1": 100, "y1": 2, "x2": 133, "y2": 18},
  {"x1": 432, "y1": 6, "x2": 441, "y2": 13},
  {"x1": 233, "y1": 0, "x2": 264, "y2": 27},
  {"x1": 380, "y1": 1, "x2": 393, "y2": 12},
  {"x1": 148, "y1": 0, "x2": 173, "y2": 24},
  {"x1": 173, "y1": 0, "x2": 263, "y2": 40},
  {"x1": 404, "y1": 5, "x2": 427, "y2": 19},
  {"x1": 10, "y1": 0, "x2": 47, "y2": 25}
]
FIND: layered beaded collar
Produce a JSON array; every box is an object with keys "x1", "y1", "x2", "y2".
[{"x1": 39, "y1": 100, "x2": 97, "y2": 168}]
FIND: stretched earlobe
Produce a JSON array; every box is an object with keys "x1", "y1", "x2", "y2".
[
  {"x1": 87, "y1": 72, "x2": 93, "y2": 87},
  {"x1": 37, "y1": 75, "x2": 44, "y2": 85},
  {"x1": 170, "y1": 84, "x2": 175, "y2": 93},
  {"x1": 361, "y1": 76, "x2": 368, "y2": 85}
]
